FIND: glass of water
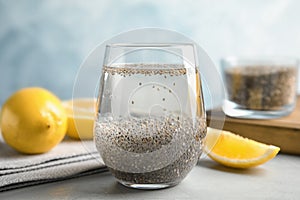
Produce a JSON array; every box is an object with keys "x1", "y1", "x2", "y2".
[{"x1": 94, "y1": 43, "x2": 206, "y2": 189}]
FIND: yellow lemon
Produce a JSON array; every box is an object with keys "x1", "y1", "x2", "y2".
[
  {"x1": 205, "y1": 128, "x2": 280, "y2": 168},
  {"x1": 62, "y1": 98, "x2": 96, "y2": 140},
  {"x1": 0, "y1": 87, "x2": 67, "y2": 154}
]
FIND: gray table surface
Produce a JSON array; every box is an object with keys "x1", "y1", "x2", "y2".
[{"x1": 1, "y1": 153, "x2": 299, "y2": 200}]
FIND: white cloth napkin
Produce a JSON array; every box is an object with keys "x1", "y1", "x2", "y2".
[{"x1": 0, "y1": 134, "x2": 107, "y2": 192}]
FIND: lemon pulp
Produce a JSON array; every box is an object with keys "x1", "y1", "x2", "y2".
[
  {"x1": 205, "y1": 128, "x2": 280, "y2": 168},
  {"x1": 62, "y1": 98, "x2": 96, "y2": 140}
]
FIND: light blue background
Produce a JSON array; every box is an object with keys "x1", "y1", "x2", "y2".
[{"x1": 1, "y1": 0, "x2": 300, "y2": 105}]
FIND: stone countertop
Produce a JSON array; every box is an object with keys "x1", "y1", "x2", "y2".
[{"x1": 0, "y1": 154, "x2": 299, "y2": 200}]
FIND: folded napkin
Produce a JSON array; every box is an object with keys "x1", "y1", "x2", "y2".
[{"x1": 0, "y1": 134, "x2": 107, "y2": 192}]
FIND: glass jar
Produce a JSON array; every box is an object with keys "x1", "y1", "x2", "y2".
[
  {"x1": 222, "y1": 57, "x2": 298, "y2": 119},
  {"x1": 94, "y1": 43, "x2": 206, "y2": 189}
]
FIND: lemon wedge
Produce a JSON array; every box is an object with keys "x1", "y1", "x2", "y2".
[
  {"x1": 63, "y1": 98, "x2": 96, "y2": 140},
  {"x1": 205, "y1": 127, "x2": 280, "y2": 168}
]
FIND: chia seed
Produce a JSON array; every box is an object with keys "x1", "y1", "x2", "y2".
[
  {"x1": 94, "y1": 115, "x2": 206, "y2": 185},
  {"x1": 225, "y1": 66, "x2": 297, "y2": 110},
  {"x1": 96, "y1": 63, "x2": 206, "y2": 186}
]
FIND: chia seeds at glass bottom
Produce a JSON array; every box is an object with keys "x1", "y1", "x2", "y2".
[
  {"x1": 94, "y1": 115, "x2": 206, "y2": 185},
  {"x1": 225, "y1": 66, "x2": 297, "y2": 110}
]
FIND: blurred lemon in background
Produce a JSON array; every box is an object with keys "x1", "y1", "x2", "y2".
[
  {"x1": 0, "y1": 87, "x2": 67, "y2": 154},
  {"x1": 62, "y1": 98, "x2": 96, "y2": 140}
]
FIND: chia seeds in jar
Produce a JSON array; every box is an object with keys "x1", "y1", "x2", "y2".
[
  {"x1": 95, "y1": 115, "x2": 206, "y2": 186},
  {"x1": 96, "y1": 43, "x2": 206, "y2": 189},
  {"x1": 222, "y1": 58, "x2": 298, "y2": 119}
]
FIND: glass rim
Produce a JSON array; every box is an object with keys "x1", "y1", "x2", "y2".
[
  {"x1": 104, "y1": 42, "x2": 199, "y2": 68},
  {"x1": 106, "y1": 43, "x2": 196, "y2": 48}
]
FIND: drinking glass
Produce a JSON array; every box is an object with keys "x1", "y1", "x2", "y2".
[
  {"x1": 222, "y1": 57, "x2": 298, "y2": 119},
  {"x1": 94, "y1": 43, "x2": 206, "y2": 189}
]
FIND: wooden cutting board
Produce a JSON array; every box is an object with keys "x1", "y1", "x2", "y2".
[{"x1": 207, "y1": 96, "x2": 300, "y2": 155}]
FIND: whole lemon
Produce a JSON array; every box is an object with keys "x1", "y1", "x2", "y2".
[{"x1": 0, "y1": 87, "x2": 67, "y2": 154}]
